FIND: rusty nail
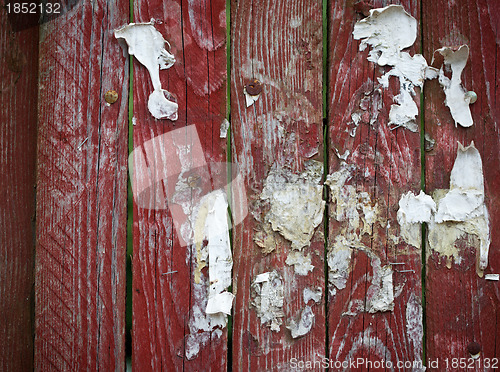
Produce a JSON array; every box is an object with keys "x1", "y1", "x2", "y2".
[
  {"x1": 467, "y1": 342, "x2": 481, "y2": 358},
  {"x1": 245, "y1": 79, "x2": 262, "y2": 96},
  {"x1": 105, "y1": 90, "x2": 118, "y2": 104}
]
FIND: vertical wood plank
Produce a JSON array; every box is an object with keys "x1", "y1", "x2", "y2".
[
  {"x1": 231, "y1": 1, "x2": 325, "y2": 370},
  {"x1": 0, "y1": 13, "x2": 38, "y2": 372},
  {"x1": 327, "y1": 0, "x2": 424, "y2": 369},
  {"x1": 130, "y1": 0, "x2": 228, "y2": 370},
  {"x1": 423, "y1": 0, "x2": 500, "y2": 368},
  {"x1": 35, "y1": 0, "x2": 129, "y2": 369}
]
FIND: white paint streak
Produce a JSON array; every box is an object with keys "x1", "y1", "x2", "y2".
[
  {"x1": 114, "y1": 22, "x2": 178, "y2": 120},
  {"x1": 435, "y1": 45, "x2": 474, "y2": 127},
  {"x1": 287, "y1": 305, "x2": 314, "y2": 339},
  {"x1": 251, "y1": 270, "x2": 285, "y2": 332},
  {"x1": 485, "y1": 274, "x2": 499, "y2": 281}
]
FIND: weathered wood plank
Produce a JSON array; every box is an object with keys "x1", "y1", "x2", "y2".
[
  {"x1": 35, "y1": 1, "x2": 129, "y2": 369},
  {"x1": 327, "y1": 1, "x2": 424, "y2": 369},
  {"x1": 423, "y1": 0, "x2": 500, "y2": 369},
  {"x1": 0, "y1": 12, "x2": 38, "y2": 372},
  {"x1": 130, "y1": 0, "x2": 228, "y2": 370},
  {"x1": 231, "y1": 1, "x2": 325, "y2": 370}
]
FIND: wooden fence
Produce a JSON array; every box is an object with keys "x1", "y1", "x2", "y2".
[{"x1": 1, "y1": 0, "x2": 499, "y2": 370}]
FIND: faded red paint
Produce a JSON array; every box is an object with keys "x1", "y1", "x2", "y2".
[
  {"x1": 131, "y1": 0, "x2": 228, "y2": 370},
  {"x1": 327, "y1": 1, "x2": 423, "y2": 369},
  {"x1": 34, "y1": 0, "x2": 129, "y2": 369},
  {"x1": 424, "y1": 0, "x2": 500, "y2": 369}
]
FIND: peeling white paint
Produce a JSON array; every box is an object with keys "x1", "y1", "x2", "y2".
[
  {"x1": 185, "y1": 303, "x2": 226, "y2": 360},
  {"x1": 353, "y1": 5, "x2": 439, "y2": 131},
  {"x1": 287, "y1": 305, "x2": 314, "y2": 339},
  {"x1": 190, "y1": 191, "x2": 233, "y2": 316},
  {"x1": 396, "y1": 143, "x2": 490, "y2": 274},
  {"x1": 285, "y1": 251, "x2": 314, "y2": 276},
  {"x1": 431, "y1": 142, "x2": 490, "y2": 271},
  {"x1": 251, "y1": 270, "x2": 285, "y2": 332},
  {"x1": 435, "y1": 45, "x2": 474, "y2": 127},
  {"x1": 115, "y1": 22, "x2": 178, "y2": 120},
  {"x1": 303, "y1": 287, "x2": 322, "y2": 304},
  {"x1": 257, "y1": 161, "x2": 325, "y2": 255},
  {"x1": 182, "y1": 190, "x2": 234, "y2": 360}
]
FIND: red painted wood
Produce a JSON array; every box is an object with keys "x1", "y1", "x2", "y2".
[
  {"x1": 0, "y1": 13, "x2": 38, "y2": 372},
  {"x1": 130, "y1": 0, "x2": 228, "y2": 370},
  {"x1": 34, "y1": 0, "x2": 129, "y2": 369},
  {"x1": 328, "y1": 1, "x2": 424, "y2": 369},
  {"x1": 231, "y1": 1, "x2": 325, "y2": 370},
  {"x1": 423, "y1": 0, "x2": 500, "y2": 369}
]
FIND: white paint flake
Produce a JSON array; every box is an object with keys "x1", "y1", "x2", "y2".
[
  {"x1": 435, "y1": 45, "x2": 474, "y2": 127},
  {"x1": 397, "y1": 191, "x2": 436, "y2": 248},
  {"x1": 244, "y1": 87, "x2": 260, "y2": 107},
  {"x1": 220, "y1": 118, "x2": 230, "y2": 138},
  {"x1": 285, "y1": 251, "x2": 314, "y2": 276},
  {"x1": 398, "y1": 191, "x2": 436, "y2": 224},
  {"x1": 303, "y1": 287, "x2": 322, "y2": 304},
  {"x1": 251, "y1": 270, "x2": 285, "y2": 332},
  {"x1": 115, "y1": 22, "x2": 178, "y2": 120},
  {"x1": 287, "y1": 305, "x2": 314, "y2": 339}
]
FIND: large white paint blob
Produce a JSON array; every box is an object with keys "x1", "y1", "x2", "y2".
[{"x1": 115, "y1": 22, "x2": 178, "y2": 120}]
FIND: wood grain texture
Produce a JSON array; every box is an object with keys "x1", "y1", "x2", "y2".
[
  {"x1": 34, "y1": 0, "x2": 129, "y2": 370},
  {"x1": 423, "y1": 0, "x2": 500, "y2": 369},
  {"x1": 231, "y1": 1, "x2": 325, "y2": 370},
  {"x1": 327, "y1": 1, "x2": 424, "y2": 369},
  {"x1": 130, "y1": 0, "x2": 228, "y2": 370},
  {"x1": 0, "y1": 12, "x2": 38, "y2": 372}
]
